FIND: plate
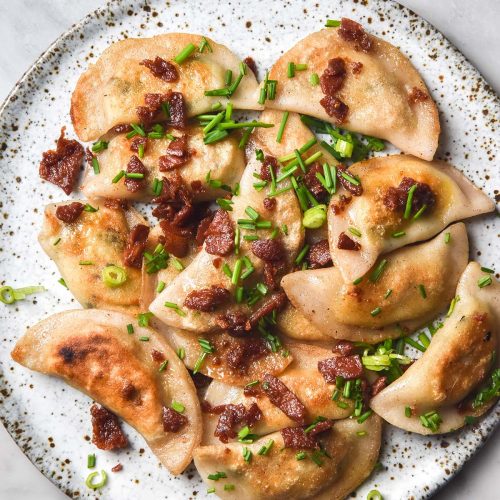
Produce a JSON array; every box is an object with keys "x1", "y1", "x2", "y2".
[{"x1": 0, "y1": 0, "x2": 498, "y2": 498}]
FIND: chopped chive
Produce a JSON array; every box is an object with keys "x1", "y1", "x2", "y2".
[
  {"x1": 371, "y1": 307, "x2": 382, "y2": 317},
  {"x1": 276, "y1": 111, "x2": 289, "y2": 143},
  {"x1": 325, "y1": 19, "x2": 341, "y2": 27},
  {"x1": 207, "y1": 488, "x2": 215, "y2": 494},
  {"x1": 239, "y1": 126, "x2": 254, "y2": 149},
  {"x1": 257, "y1": 439, "x2": 274, "y2": 456},
  {"x1": 91, "y1": 140, "x2": 108, "y2": 153},
  {"x1": 204, "y1": 129, "x2": 229, "y2": 144},
  {"x1": 224, "y1": 484, "x2": 235, "y2": 491},
  {"x1": 216, "y1": 198, "x2": 233, "y2": 211},
  {"x1": 295, "y1": 63, "x2": 307, "y2": 71},
  {"x1": 231, "y1": 259, "x2": 243, "y2": 285},
  {"x1": 357, "y1": 431, "x2": 367, "y2": 437},
  {"x1": 481, "y1": 266, "x2": 495, "y2": 274},
  {"x1": 126, "y1": 323, "x2": 134, "y2": 334},
  {"x1": 139, "y1": 336, "x2": 150, "y2": 342},
  {"x1": 392, "y1": 231, "x2": 406, "y2": 238},
  {"x1": 87, "y1": 453, "x2": 96, "y2": 469},
  {"x1": 336, "y1": 400, "x2": 348, "y2": 409},
  {"x1": 294, "y1": 149, "x2": 307, "y2": 173},
  {"x1": 352, "y1": 277, "x2": 363, "y2": 285},
  {"x1": 348, "y1": 227, "x2": 362, "y2": 237},
  {"x1": 296, "y1": 451, "x2": 306, "y2": 461},
  {"x1": 340, "y1": 171, "x2": 360, "y2": 186},
  {"x1": 369, "y1": 259, "x2": 388, "y2": 283},
  {"x1": 219, "y1": 121, "x2": 274, "y2": 130},
  {"x1": 403, "y1": 184, "x2": 417, "y2": 219},
  {"x1": 53, "y1": 237, "x2": 61, "y2": 246},
  {"x1": 126, "y1": 123, "x2": 146, "y2": 138},
  {"x1": 413, "y1": 204, "x2": 427, "y2": 220},
  {"x1": 159, "y1": 360, "x2": 168, "y2": 372},
  {"x1": 235, "y1": 286, "x2": 244, "y2": 303},
  {"x1": 198, "y1": 36, "x2": 212, "y2": 53},
  {"x1": 225, "y1": 102, "x2": 233, "y2": 122},
  {"x1": 164, "y1": 301, "x2": 187, "y2": 317},
  {"x1": 125, "y1": 172, "x2": 144, "y2": 179},
  {"x1": 245, "y1": 206, "x2": 260, "y2": 221},
  {"x1": 384, "y1": 289, "x2": 392, "y2": 299},
  {"x1": 243, "y1": 234, "x2": 259, "y2": 241},
  {"x1": 203, "y1": 111, "x2": 225, "y2": 135},
  {"x1": 224, "y1": 69, "x2": 233, "y2": 86},
  {"x1": 357, "y1": 409, "x2": 373, "y2": 424},
  {"x1": 174, "y1": 43, "x2": 196, "y2": 64},
  {"x1": 444, "y1": 232, "x2": 451, "y2": 244},
  {"x1": 83, "y1": 203, "x2": 98, "y2": 213},
  {"x1": 242, "y1": 446, "x2": 252, "y2": 463},
  {"x1": 478, "y1": 276, "x2": 493, "y2": 288},
  {"x1": 405, "y1": 406, "x2": 412, "y2": 417},
  {"x1": 310, "y1": 72, "x2": 320, "y2": 86},
  {"x1": 255, "y1": 220, "x2": 272, "y2": 229},
  {"x1": 404, "y1": 336, "x2": 426, "y2": 352},
  {"x1": 418, "y1": 284, "x2": 427, "y2": 298},
  {"x1": 137, "y1": 143, "x2": 145, "y2": 159},
  {"x1": 287, "y1": 62, "x2": 295, "y2": 78},
  {"x1": 207, "y1": 471, "x2": 227, "y2": 481},
  {"x1": 91, "y1": 157, "x2": 100, "y2": 174},
  {"x1": 171, "y1": 401, "x2": 185, "y2": 413},
  {"x1": 79, "y1": 260, "x2": 94, "y2": 266},
  {"x1": 418, "y1": 332, "x2": 430, "y2": 348},
  {"x1": 446, "y1": 296, "x2": 460, "y2": 317},
  {"x1": 177, "y1": 347, "x2": 185, "y2": 360},
  {"x1": 112, "y1": 170, "x2": 125, "y2": 183},
  {"x1": 294, "y1": 244, "x2": 310, "y2": 265}
]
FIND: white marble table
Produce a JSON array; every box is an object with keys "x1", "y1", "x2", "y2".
[{"x1": 0, "y1": 1, "x2": 498, "y2": 499}]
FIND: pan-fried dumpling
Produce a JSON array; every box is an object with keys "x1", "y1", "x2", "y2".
[
  {"x1": 276, "y1": 305, "x2": 331, "y2": 342},
  {"x1": 194, "y1": 414, "x2": 381, "y2": 499},
  {"x1": 202, "y1": 343, "x2": 351, "y2": 445},
  {"x1": 39, "y1": 200, "x2": 146, "y2": 313},
  {"x1": 264, "y1": 19, "x2": 439, "y2": 160},
  {"x1": 11, "y1": 309, "x2": 202, "y2": 474},
  {"x1": 282, "y1": 223, "x2": 469, "y2": 343},
  {"x1": 371, "y1": 262, "x2": 499, "y2": 434},
  {"x1": 154, "y1": 322, "x2": 292, "y2": 387},
  {"x1": 328, "y1": 155, "x2": 494, "y2": 282},
  {"x1": 149, "y1": 111, "x2": 310, "y2": 332},
  {"x1": 81, "y1": 125, "x2": 244, "y2": 202},
  {"x1": 71, "y1": 33, "x2": 262, "y2": 141}
]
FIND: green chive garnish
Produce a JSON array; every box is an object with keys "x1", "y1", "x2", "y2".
[
  {"x1": 403, "y1": 184, "x2": 417, "y2": 219},
  {"x1": 126, "y1": 323, "x2": 134, "y2": 334},
  {"x1": 164, "y1": 301, "x2": 187, "y2": 317},
  {"x1": 276, "y1": 111, "x2": 289, "y2": 143},
  {"x1": 369, "y1": 259, "x2": 388, "y2": 283},
  {"x1": 325, "y1": 19, "x2": 341, "y2": 27},
  {"x1": 418, "y1": 284, "x2": 427, "y2": 298},
  {"x1": 159, "y1": 360, "x2": 168, "y2": 372},
  {"x1": 371, "y1": 307, "x2": 382, "y2": 317},
  {"x1": 310, "y1": 73, "x2": 320, "y2": 86},
  {"x1": 405, "y1": 406, "x2": 412, "y2": 418},
  {"x1": 478, "y1": 276, "x2": 492, "y2": 288},
  {"x1": 174, "y1": 43, "x2": 196, "y2": 64}
]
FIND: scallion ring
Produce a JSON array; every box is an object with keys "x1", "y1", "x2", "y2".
[
  {"x1": 85, "y1": 470, "x2": 107, "y2": 490},
  {"x1": 302, "y1": 204, "x2": 327, "y2": 229},
  {"x1": 102, "y1": 265, "x2": 127, "y2": 288}
]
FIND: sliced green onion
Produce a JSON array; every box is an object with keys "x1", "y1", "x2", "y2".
[
  {"x1": 384, "y1": 289, "x2": 392, "y2": 299},
  {"x1": 127, "y1": 323, "x2": 134, "y2": 334},
  {"x1": 418, "y1": 284, "x2": 427, "y2": 298},
  {"x1": 257, "y1": 439, "x2": 274, "y2": 456},
  {"x1": 446, "y1": 296, "x2": 460, "y2": 317},
  {"x1": 405, "y1": 406, "x2": 412, "y2": 418},
  {"x1": 156, "y1": 280, "x2": 166, "y2": 293},
  {"x1": 369, "y1": 259, "x2": 388, "y2": 283},
  {"x1": 335, "y1": 138, "x2": 354, "y2": 158},
  {"x1": 85, "y1": 470, "x2": 107, "y2": 490},
  {"x1": 370, "y1": 307, "x2": 382, "y2": 317},
  {"x1": 287, "y1": 62, "x2": 295, "y2": 78},
  {"x1": 444, "y1": 232, "x2": 451, "y2": 244},
  {"x1": 92, "y1": 157, "x2": 100, "y2": 174},
  {"x1": 481, "y1": 266, "x2": 495, "y2": 274},
  {"x1": 276, "y1": 111, "x2": 289, "y2": 143},
  {"x1": 478, "y1": 276, "x2": 492, "y2": 288},
  {"x1": 207, "y1": 471, "x2": 227, "y2": 481},
  {"x1": 198, "y1": 36, "x2": 212, "y2": 53},
  {"x1": 325, "y1": 19, "x2": 341, "y2": 27},
  {"x1": 171, "y1": 401, "x2": 185, "y2": 413},
  {"x1": 302, "y1": 204, "x2": 327, "y2": 229},
  {"x1": 87, "y1": 453, "x2": 96, "y2": 469},
  {"x1": 231, "y1": 259, "x2": 243, "y2": 285},
  {"x1": 58, "y1": 278, "x2": 68, "y2": 288},
  {"x1": 348, "y1": 227, "x2": 362, "y2": 237},
  {"x1": 404, "y1": 336, "x2": 426, "y2": 352},
  {"x1": 392, "y1": 231, "x2": 406, "y2": 238},
  {"x1": 112, "y1": 170, "x2": 125, "y2": 183},
  {"x1": 352, "y1": 277, "x2": 363, "y2": 285},
  {"x1": 164, "y1": 301, "x2": 187, "y2": 317},
  {"x1": 295, "y1": 63, "x2": 308, "y2": 71},
  {"x1": 366, "y1": 490, "x2": 383, "y2": 500},
  {"x1": 412, "y1": 204, "x2": 427, "y2": 220},
  {"x1": 294, "y1": 244, "x2": 310, "y2": 265},
  {"x1": 310, "y1": 73, "x2": 320, "y2": 86},
  {"x1": 296, "y1": 451, "x2": 306, "y2": 461},
  {"x1": 418, "y1": 332, "x2": 430, "y2": 348},
  {"x1": 174, "y1": 43, "x2": 196, "y2": 64},
  {"x1": 177, "y1": 347, "x2": 185, "y2": 360},
  {"x1": 224, "y1": 69, "x2": 233, "y2": 86},
  {"x1": 102, "y1": 265, "x2": 127, "y2": 288},
  {"x1": 403, "y1": 184, "x2": 417, "y2": 219},
  {"x1": 139, "y1": 336, "x2": 149, "y2": 342}
]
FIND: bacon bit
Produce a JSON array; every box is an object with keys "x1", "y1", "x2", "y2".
[
  {"x1": 248, "y1": 291, "x2": 287, "y2": 326},
  {"x1": 331, "y1": 194, "x2": 352, "y2": 214},
  {"x1": 159, "y1": 135, "x2": 190, "y2": 171},
  {"x1": 152, "y1": 172, "x2": 193, "y2": 225},
  {"x1": 195, "y1": 212, "x2": 214, "y2": 246},
  {"x1": 320, "y1": 95, "x2": 349, "y2": 123},
  {"x1": 212, "y1": 402, "x2": 263, "y2": 443},
  {"x1": 261, "y1": 155, "x2": 279, "y2": 181},
  {"x1": 320, "y1": 57, "x2": 347, "y2": 96},
  {"x1": 263, "y1": 374, "x2": 306, "y2": 424},
  {"x1": 184, "y1": 285, "x2": 230, "y2": 312},
  {"x1": 129, "y1": 136, "x2": 147, "y2": 153},
  {"x1": 123, "y1": 224, "x2": 150, "y2": 268},
  {"x1": 243, "y1": 56, "x2": 258, "y2": 77},
  {"x1": 351, "y1": 61, "x2": 363, "y2": 75},
  {"x1": 332, "y1": 340, "x2": 355, "y2": 356},
  {"x1": 225, "y1": 338, "x2": 268, "y2": 371},
  {"x1": 204, "y1": 209, "x2": 235, "y2": 256},
  {"x1": 263, "y1": 261, "x2": 282, "y2": 290},
  {"x1": 39, "y1": 127, "x2": 84, "y2": 195},
  {"x1": 140, "y1": 56, "x2": 179, "y2": 82},
  {"x1": 336, "y1": 165, "x2": 363, "y2": 196},
  {"x1": 383, "y1": 177, "x2": 436, "y2": 215},
  {"x1": 162, "y1": 406, "x2": 188, "y2": 433},
  {"x1": 104, "y1": 198, "x2": 129, "y2": 210},
  {"x1": 263, "y1": 197, "x2": 276, "y2": 211},
  {"x1": 159, "y1": 219, "x2": 190, "y2": 257},
  {"x1": 136, "y1": 93, "x2": 168, "y2": 124},
  {"x1": 370, "y1": 376, "x2": 387, "y2": 397},
  {"x1": 408, "y1": 87, "x2": 429, "y2": 104},
  {"x1": 281, "y1": 427, "x2": 318, "y2": 449},
  {"x1": 111, "y1": 464, "x2": 123, "y2": 473},
  {"x1": 318, "y1": 355, "x2": 363, "y2": 382},
  {"x1": 124, "y1": 155, "x2": 147, "y2": 192},
  {"x1": 251, "y1": 238, "x2": 285, "y2": 262},
  {"x1": 151, "y1": 349, "x2": 165, "y2": 362},
  {"x1": 338, "y1": 18, "x2": 373, "y2": 52},
  {"x1": 307, "y1": 239, "x2": 332, "y2": 269},
  {"x1": 55, "y1": 202, "x2": 85, "y2": 223},
  {"x1": 111, "y1": 124, "x2": 133, "y2": 134},
  {"x1": 190, "y1": 180, "x2": 206, "y2": 196},
  {"x1": 304, "y1": 162, "x2": 328, "y2": 200},
  {"x1": 167, "y1": 92, "x2": 187, "y2": 129},
  {"x1": 308, "y1": 419, "x2": 334, "y2": 437},
  {"x1": 90, "y1": 404, "x2": 128, "y2": 450},
  {"x1": 84, "y1": 147, "x2": 94, "y2": 167},
  {"x1": 337, "y1": 232, "x2": 361, "y2": 251},
  {"x1": 216, "y1": 312, "x2": 251, "y2": 337}
]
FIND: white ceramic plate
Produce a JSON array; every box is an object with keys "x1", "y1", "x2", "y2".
[{"x1": 0, "y1": 0, "x2": 498, "y2": 498}]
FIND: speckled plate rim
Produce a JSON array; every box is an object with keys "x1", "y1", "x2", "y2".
[{"x1": 0, "y1": 0, "x2": 498, "y2": 498}]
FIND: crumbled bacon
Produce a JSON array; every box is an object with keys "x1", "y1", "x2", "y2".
[
  {"x1": 248, "y1": 291, "x2": 287, "y2": 326},
  {"x1": 261, "y1": 155, "x2": 279, "y2": 181},
  {"x1": 337, "y1": 232, "x2": 361, "y2": 251},
  {"x1": 136, "y1": 91, "x2": 186, "y2": 129},
  {"x1": 123, "y1": 224, "x2": 150, "y2": 268},
  {"x1": 243, "y1": 56, "x2": 258, "y2": 77},
  {"x1": 318, "y1": 354, "x2": 363, "y2": 382},
  {"x1": 104, "y1": 198, "x2": 129, "y2": 210},
  {"x1": 124, "y1": 155, "x2": 147, "y2": 192},
  {"x1": 159, "y1": 219, "x2": 190, "y2": 257},
  {"x1": 184, "y1": 285, "x2": 230, "y2": 312},
  {"x1": 159, "y1": 135, "x2": 190, "y2": 171},
  {"x1": 204, "y1": 209, "x2": 235, "y2": 256},
  {"x1": 338, "y1": 18, "x2": 373, "y2": 52},
  {"x1": 331, "y1": 194, "x2": 352, "y2": 214},
  {"x1": 262, "y1": 374, "x2": 306, "y2": 424},
  {"x1": 167, "y1": 92, "x2": 187, "y2": 129},
  {"x1": 320, "y1": 57, "x2": 347, "y2": 96},
  {"x1": 370, "y1": 376, "x2": 387, "y2": 397},
  {"x1": 225, "y1": 338, "x2": 268, "y2": 371},
  {"x1": 162, "y1": 406, "x2": 188, "y2": 433},
  {"x1": 307, "y1": 240, "x2": 332, "y2": 269},
  {"x1": 383, "y1": 177, "x2": 436, "y2": 215},
  {"x1": 336, "y1": 165, "x2": 363, "y2": 196},
  {"x1": 136, "y1": 93, "x2": 168, "y2": 124},
  {"x1": 308, "y1": 420, "x2": 333, "y2": 437},
  {"x1": 151, "y1": 349, "x2": 165, "y2": 362},
  {"x1": 211, "y1": 402, "x2": 262, "y2": 443},
  {"x1": 320, "y1": 95, "x2": 349, "y2": 123},
  {"x1": 352, "y1": 61, "x2": 363, "y2": 75},
  {"x1": 216, "y1": 312, "x2": 251, "y2": 337},
  {"x1": 140, "y1": 56, "x2": 179, "y2": 82},
  {"x1": 129, "y1": 136, "x2": 147, "y2": 153},
  {"x1": 332, "y1": 340, "x2": 355, "y2": 356},
  {"x1": 111, "y1": 124, "x2": 133, "y2": 134},
  {"x1": 39, "y1": 127, "x2": 84, "y2": 195},
  {"x1": 90, "y1": 404, "x2": 128, "y2": 450},
  {"x1": 195, "y1": 212, "x2": 215, "y2": 246},
  {"x1": 263, "y1": 261, "x2": 283, "y2": 290},
  {"x1": 281, "y1": 427, "x2": 318, "y2": 450},
  {"x1": 408, "y1": 87, "x2": 429, "y2": 104},
  {"x1": 55, "y1": 202, "x2": 85, "y2": 223},
  {"x1": 304, "y1": 162, "x2": 328, "y2": 200},
  {"x1": 111, "y1": 464, "x2": 123, "y2": 473},
  {"x1": 152, "y1": 172, "x2": 193, "y2": 225},
  {"x1": 263, "y1": 197, "x2": 276, "y2": 211},
  {"x1": 251, "y1": 239, "x2": 285, "y2": 262}
]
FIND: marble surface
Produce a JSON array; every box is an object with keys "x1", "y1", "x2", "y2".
[{"x1": 0, "y1": 1, "x2": 498, "y2": 499}]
